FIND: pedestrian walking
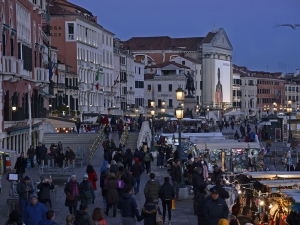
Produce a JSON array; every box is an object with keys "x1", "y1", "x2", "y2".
[
  {"x1": 5, "y1": 210, "x2": 23, "y2": 225},
  {"x1": 100, "y1": 164, "x2": 110, "y2": 210},
  {"x1": 159, "y1": 177, "x2": 175, "y2": 224},
  {"x1": 24, "y1": 194, "x2": 47, "y2": 225},
  {"x1": 214, "y1": 179, "x2": 229, "y2": 200},
  {"x1": 196, "y1": 184, "x2": 209, "y2": 225},
  {"x1": 104, "y1": 173, "x2": 118, "y2": 217},
  {"x1": 17, "y1": 176, "x2": 34, "y2": 222},
  {"x1": 230, "y1": 121, "x2": 235, "y2": 130},
  {"x1": 139, "y1": 197, "x2": 162, "y2": 225},
  {"x1": 124, "y1": 148, "x2": 134, "y2": 169},
  {"x1": 204, "y1": 188, "x2": 229, "y2": 225},
  {"x1": 79, "y1": 174, "x2": 95, "y2": 207},
  {"x1": 165, "y1": 145, "x2": 172, "y2": 162},
  {"x1": 144, "y1": 173, "x2": 161, "y2": 204},
  {"x1": 27, "y1": 145, "x2": 35, "y2": 168},
  {"x1": 75, "y1": 118, "x2": 81, "y2": 136},
  {"x1": 117, "y1": 187, "x2": 141, "y2": 225},
  {"x1": 74, "y1": 204, "x2": 94, "y2": 225},
  {"x1": 131, "y1": 158, "x2": 142, "y2": 195},
  {"x1": 65, "y1": 147, "x2": 75, "y2": 166},
  {"x1": 37, "y1": 177, "x2": 55, "y2": 209},
  {"x1": 92, "y1": 207, "x2": 107, "y2": 225},
  {"x1": 55, "y1": 149, "x2": 65, "y2": 167},
  {"x1": 117, "y1": 120, "x2": 124, "y2": 139},
  {"x1": 192, "y1": 167, "x2": 205, "y2": 214},
  {"x1": 157, "y1": 144, "x2": 165, "y2": 168},
  {"x1": 35, "y1": 142, "x2": 42, "y2": 165},
  {"x1": 110, "y1": 160, "x2": 119, "y2": 175},
  {"x1": 56, "y1": 141, "x2": 63, "y2": 155},
  {"x1": 104, "y1": 124, "x2": 111, "y2": 139},
  {"x1": 170, "y1": 159, "x2": 182, "y2": 200},
  {"x1": 64, "y1": 175, "x2": 80, "y2": 215},
  {"x1": 39, "y1": 210, "x2": 59, "y2": 225},
  {"x1": 86, "y1": 164, "x2": 98, "y2": 191},
  {"x1": 143, "y1": 147, "x2": 154, "y2": 174},
  {"x1": 39, "y1": 144, "x2": 48, "y2": 166},
  {"x1": 116, "y1": 166, "x2": 126, "y2": 198},
  {"x1": 14, "y1": 152, "x2": 27, "y2": 180}
]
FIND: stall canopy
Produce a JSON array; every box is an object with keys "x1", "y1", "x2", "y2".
[
  {"x1": 280, "y1": 189, "x2": 300, "y2": 203},
  {"x1": 196, "y1": 142, "x2": 261, "y2": 149},
  {"x1": 260, "y1": 179, "x2": 300, "y2": 188},
  {"x1": 245, "y1": 171, "x2": 300, "y2": 179},
  {"x1": 82, "y1": 116, "x2": 98, "y2": 123},
  {"x1": 0, "y1": 148, "x2": 16, "y2": 154},
  {"x1": 259, "y1": 121, "x2": 271, "y2": 126}
]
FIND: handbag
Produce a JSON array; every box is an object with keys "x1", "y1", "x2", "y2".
[
  {"x1": 84, "y1": 191, "x2": 92, "y2": 199},
  {"x1": 156, "y1": 207, "x2": 163, "y2": 225},
  {"x1": 172, "y1": 199, "x2": 176, "y2": 209},
  {"x1": 66, "y1": 193, "x2": 75, "y2": 201},
  {"x1": 117, "y1": 179, "x2": 124, "y2": 189}
]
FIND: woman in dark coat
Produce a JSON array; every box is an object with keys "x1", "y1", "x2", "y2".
[
  {"x1": 159, "y1": 177, "x2": 175, "y2": 224},
  {"x1": 104, "y1": 173, "x2": 119, "y2": 217},
  {"x1": 56, "y1": 141, "x2": 63, "y2": 155},
  {"x1": 116, "y1": 166, "x2": 126, "y2": 198},
  {"x1": 27, "y1": 145, "x2": 35, "y2": 168},
  {"x1": 196, "y1": 184, "x2": 209, "y2": 225},
  {"x1": 64, "y1": 175, "x2": 80, "y2": 215},
  {"x1": 124, "y1": 148, "x2": 134, "y2": 170},
  {"x1": 79, "y1": 173, "x2": 95, "y2": 205},
  {"x1": 55, "y1": 149, "x2": 65, "y2": 167},
  {"x1": 140, "y1": 197, "x2": 161, "y2": 225}
]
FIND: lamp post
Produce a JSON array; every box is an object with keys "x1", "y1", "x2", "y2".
[
  {"x1": 207, "y1": 106, "x2": 210, "y2": 121},
  {"x1": 196, "y1": 104, "x2": 199, "y2": 115},
  {"x1": 287, "y1": 100, "x2": 292, "y2": 143},
  {"x1": 273, "y1": 102, "x2": 277, "y2": 115},
  {"x1": 175, "y1": 87, "x2": 185, "y2": 188},
  {"x1": 150, "y1": 100, "x2": 155, "y2": 152}
]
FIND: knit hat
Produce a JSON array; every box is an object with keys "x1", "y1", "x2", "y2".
[
  {"x1": 71, "y1": 175, "x2": 76, "y2": 178},
  {"x1": 9, "y1": 210, "x2": 21, "y2": 220},
  {"x1": 30, "y1": 194, "x2": 38, "y2": 199},
  {"x1": 218, "y1": 218, "x2": 229, "y2": 225},
  {"x1": 134, "y1": 157, "x2": 139, "y2": 163},
  {"x1": 83, "y1": 173, "x2": 88, "y2": 179},
  {"x1": 24, "y1": 176, "x2": 30, "y2": 181}
]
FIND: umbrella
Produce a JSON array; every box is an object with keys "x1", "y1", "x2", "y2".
[{"x1": 155, "y1": 113, "x2": 173, "y2": 119}]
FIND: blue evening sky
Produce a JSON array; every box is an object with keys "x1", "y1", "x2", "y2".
[{"x1": 70, "y1": 0, "x2": 299, "y2": 73}]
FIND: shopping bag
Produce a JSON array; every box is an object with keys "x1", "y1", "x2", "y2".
[
  {"x1": 117, "y1": 179, "x2": 124, "y2": 188},
  {"x1": 172, "y1": 199, "x2": 176, "y2": 209}
]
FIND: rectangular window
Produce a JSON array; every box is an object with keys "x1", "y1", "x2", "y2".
[
  {"x1": 182, "y1": 61, "x2": 185, "y2": 65},
  {"x1": 158, "y1": 84, "x2": 161, "y2": 92},
  {"x1": 138, "y1": 67, "x2": 141, "y2": 74},
  {"x1": 120, "y1": 71, "x2": 127, "y2": 81},
  {"x1": 122, "y1": 87, "x2": 127, "y2": 95},
  {"x1": 248, "y1": 80, "x2": 254, "y2": 85},
  {"x1": 135, "y1": 81, "x2": 144, "y2": 89},
  {"x1": 148, "y1": 85, "x2": 151, "y2": 92},
  {"x1": 158, "y1": 99, "x2": 162, "y2": 107},
  {"x1": 67, "y1": 23, "x2": 74, "y2": 40},
  {"x1": 10, "y1": 38, "x2": 14, "y2": 56},
  {"x1": 120, "y1": 56, "x2": 126, "y2": 65},
  {"x1": 168, "y1": 99, "x2": 173, "y2": 108},
  {"x1": 2, "y1": 34, "x2": 5, "y2": 56},
  {"x1": 200, "y1": 81, "x2": 203, "y2": 90},
  {"x1": 169, "y1": 84, "x2": 172, "y2": 92}
]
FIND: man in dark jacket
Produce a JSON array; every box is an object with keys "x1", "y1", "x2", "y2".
[
  {"x1": 113, "y1": 149, "x2": 124, "y2": 163},
  {"x1": 131, "y1": 158, "x2": 143, "y2": 195},
  {"x1": 196, "y1": 184, "x2": 209, "y2": 225},
  {"x1": 39, "y1": 144, "x2": 48, "y2": 165},
  {"x1": 238, "y1": 205, "x2": 259, "y2": 225},
  {"x1": 14, "y1": 152, "x2": 27, "y2": 180},
  {"x1": 214, "y1": 179, "x2": 229, "y2": 200},
  {"x1": 117, "y1": 187, "x2": 141, "y2": 224},
  {"x1": 192, "y1": 167, "x2": 205, "y2": 214},
  {"x1": 157, "y1": 144, "x2": 165, "y2": 168},
  {"x1": 170, "y1": 159, "x2": 182, "y2": 200},
  {"x1": 35, "y1": 142, "x2": 42, "y2": 165},
  {"x1": 211, "y1": 165, "x2": 225, "y2": 184},
  {"x1": 74, "y1": 203, "x2": 94, "y2": 225},
  {"x1": 204, "y1": 189, "x2": 229, "y2": 225},
  {"x1": 17, "y1": 176, "x2": 34, "y2": 222},
  {"x1": 110, "y1": 160, "x2": 119, "y2": 175},
  {"x1": 144, "y1": 173, "x2": 161, "y2": 203},
  {"x1": 159, "y1": 177, "x2": 175, "y2": 224},
  {"x1": 37, "y1": 177, "x2": 55, "y2": 208},
  {"x1": 39, "y1": 210, "x2": 59, "y2": 225}
]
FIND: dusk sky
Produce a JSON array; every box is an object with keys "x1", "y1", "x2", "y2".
[{"x1": 70, "y1": 0, "x2": 299, "y2": 73}]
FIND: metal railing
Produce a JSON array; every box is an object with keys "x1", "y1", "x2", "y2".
[
  {"x1": 87, "y1": 127, "x2": 105, "y2": 163},
  {"x1": 119, "y1": 124, "x2": 129, "y2": 147}
]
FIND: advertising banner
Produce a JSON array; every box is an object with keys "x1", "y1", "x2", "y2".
[{"x1": 214, "y1": 59, "x2": 231, "y2": 104}]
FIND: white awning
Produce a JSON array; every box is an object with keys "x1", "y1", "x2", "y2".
[
  {"x1": 82, "y1": 116, "x2": 98, "y2": 123},
  {"x1": 0, "y1": 148, "x2": 16, "y2": 154},
  {"x1": 259, "y1": 121, "x2": 271, "y2": 126},
  {"x1": 196, "y1": 142, "x2": 261, "y2": 149},
  {"x1": 245, "y1": 171, "x2": 300, "y2": 179},
  {"x1": 260, "y1": 179, "x2": 300, "y2": 187}
]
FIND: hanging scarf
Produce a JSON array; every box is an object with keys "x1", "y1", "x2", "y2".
[{"x1": 70, "y1": 181, "x2": 79, "y2": 196}]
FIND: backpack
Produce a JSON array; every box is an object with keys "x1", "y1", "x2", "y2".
[
  {"x1": 144, "y1": 153, "x2": 151, "y2": 162},
  {"x1": 118, "y1": 123, "x2": 124, "y2": 131}
]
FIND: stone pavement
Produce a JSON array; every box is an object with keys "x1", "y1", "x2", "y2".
[{"x1": 0, "y1": 132, "x2": 197, "y2": 225}]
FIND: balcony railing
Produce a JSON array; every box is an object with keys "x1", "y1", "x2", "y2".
[{"x1": 3, "y1": 56, "x2": 17, "y2": 74}]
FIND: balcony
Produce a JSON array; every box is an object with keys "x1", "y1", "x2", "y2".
[
  {"x1": 79, "y1": 105, "x2": 88, "y2": 112},
  {"x1": 2, "y1": 56, "x2": 17, "y2": 75},
  {"x1": 89, "y1": 106, "x2": 97, "y2": 112},
  {"x1": 34, "y1": 67, "x2": 49, "y2": 87}
]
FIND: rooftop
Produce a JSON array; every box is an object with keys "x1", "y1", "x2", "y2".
[{"x1": 145, "y1": 61, "x2": 190, "y2": 69}]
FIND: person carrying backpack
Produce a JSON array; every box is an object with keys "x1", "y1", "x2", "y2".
[
  {"x1": 249, "y1": 132, "x2": 255, "y2": 142},
  {"x1": 117, "y1": 121, "x2": 124, "y2": 139},
  {"x1": 143, "y1": 147, "x2": 154, "y2": 174}
]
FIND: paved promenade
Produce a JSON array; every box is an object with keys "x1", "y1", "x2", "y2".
[{"x1": 0, "y1": 133, "x2": 196, "y2": 225}]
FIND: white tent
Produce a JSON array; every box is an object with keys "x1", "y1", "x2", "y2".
[
  {"x1": 82, "y1": 116, "x2": 98, "y2": 123},
  {"x1": 224, "y1": 111, "x2": 244, "y2": 116},
  {"x1": 196, "y1": 142, "x2": 260, "y2": 149},
  {"x1": 259, "y1": 179, "x2": 300, "y2": 188}
]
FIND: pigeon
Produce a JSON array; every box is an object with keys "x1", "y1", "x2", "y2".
[{"x1": 275, "y1": 24, "x2": 300, "y2": 30}]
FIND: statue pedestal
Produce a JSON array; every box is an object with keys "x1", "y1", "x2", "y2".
[{"x1": 183, "y1": 97, "x2": 197, "y2": 119}]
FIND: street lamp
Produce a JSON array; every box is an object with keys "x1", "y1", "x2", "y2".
[
  {"x1": 175, "y1": 104, "x2": 185, "y2": 188},
  {"x1": 287, "y1": 100, "x2": 293, "y2": 143},
  {"x1": 162, "y1": 100, "x2": 166, "y2": 108},
  {"x1": 12, "y1": 106, "x2": 17, "y2": 112},
  {"x1": 196, "y1": 104, "x2": 199, "y2": 114},
  {"x1": 161, "y1": 107, "x2": 166, "y2": 114},
  {"x1": 150, "y1": 99, "x2": 155, "y2": 108},
  {"x1": 150, "y1": 107, "x2": 155, "y2": 152},
  {"x1": 175, "y1": 87, "x2": 185, "y2": 101},
  {"x1": 207, "y1": 106, "x2": 210, "y2": 121},
  {"x1": 273, "y1": 102, "x2": 277, "y2": 115}
]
